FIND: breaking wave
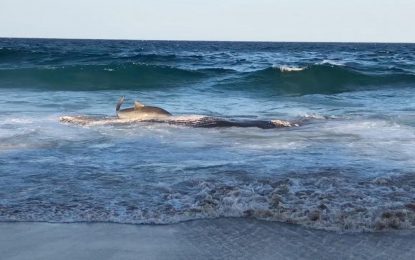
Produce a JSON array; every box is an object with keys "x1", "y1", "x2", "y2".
[
  {"x1": 1, "y1": 63, "x2": 414, "y2": 94},
  {"x1": 233, "y1": 64, "x2": 415, "y2": 95},
  {"x1": 1, "y1": 171, "x2": 414, "y2": 232},
  {"x1": 2, "y1": 40, "x2": 415, "y2": 233}
]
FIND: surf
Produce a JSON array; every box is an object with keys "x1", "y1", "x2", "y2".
[
  {"x1": 1, "y1": 63, "x2": 414, "y2": 95},
  {"x1": 58, "y1": 96, "x2": 298, "y2": 129}
]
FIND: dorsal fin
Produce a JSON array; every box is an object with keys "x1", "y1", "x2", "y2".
[{"x1": 134, "y1": 101, "x2": 145, "y2": 109}]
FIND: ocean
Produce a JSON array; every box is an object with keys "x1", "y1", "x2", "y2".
[{"x1": 0, "y1": 38, "x2": 414, "y2": 232}]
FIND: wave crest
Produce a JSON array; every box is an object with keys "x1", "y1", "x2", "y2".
[
  {"x1": 233, "y1": 64, "x2": 415, "y2": 95},
  {"x1": 0, "y1": 63, "x2": 206, "y2": 90},
  {"x1": 1, "y1": 63, "x2": 415, "y2": 94},
  {"x1": 277, "y1": 65, "x2": 306, "y2": 72}
]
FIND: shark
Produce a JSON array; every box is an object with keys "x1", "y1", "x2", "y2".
[
  {"x1": 116, "y1": 96, "x2": 172, "y2": 120},
  {"x1": 60, "y1": 97, "x2": 300, "y2": 129}
]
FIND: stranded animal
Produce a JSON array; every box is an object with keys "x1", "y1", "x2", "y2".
[
  {"x1": 59, "y1": 97, "x2": 299, "y2": 129},
  {"x1": 116, "y1": 96, "x2": 172, "y2": 120}
]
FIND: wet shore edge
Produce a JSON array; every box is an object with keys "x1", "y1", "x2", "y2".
[{"x1": 1, "y1": 218, "x2": 415, "y2": 260}]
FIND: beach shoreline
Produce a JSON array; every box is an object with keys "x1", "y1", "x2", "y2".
[{"x1": 1, "y1": 218, "x2": 414, "y2": 260}]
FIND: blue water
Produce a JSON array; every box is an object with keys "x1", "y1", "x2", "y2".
[{"x1": 1, "y1": 39, "x2": 415, "y2": 231}]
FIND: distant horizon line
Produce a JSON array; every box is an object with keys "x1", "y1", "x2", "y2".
[{"x1": 1, "y1": 36, "x2": 414, "y2": 45}]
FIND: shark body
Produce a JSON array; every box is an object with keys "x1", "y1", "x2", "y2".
[{"x1": 116, "y1": 96, "x2": 172, "y2": 120}]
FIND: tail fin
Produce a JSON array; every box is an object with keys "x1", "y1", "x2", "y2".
[{"x1": 116, "y1": 96, "x2": 125, "y2": 112}]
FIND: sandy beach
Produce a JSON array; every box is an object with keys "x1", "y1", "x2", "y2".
[{"x1": 1, "y1": 218, "x2": 414, "y2": 260}]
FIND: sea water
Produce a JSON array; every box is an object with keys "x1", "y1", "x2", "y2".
[{"x1": 1, "y1": 39, "x2": 415, "y2": 231}]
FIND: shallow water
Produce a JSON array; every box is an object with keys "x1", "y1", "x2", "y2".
[
  {"x1": 0, "y1": 39, "x2": 415, "y2": 231},
  {"x1": 3, "y1": 219, "x2": 415, "y2": 260}
]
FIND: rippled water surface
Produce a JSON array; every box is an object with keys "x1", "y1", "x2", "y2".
[{"x1": 1, "y1": 39, "x2": 415, "y2": 231}]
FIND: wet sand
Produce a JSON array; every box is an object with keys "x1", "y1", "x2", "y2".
[{"x1": 1, "y1": 218, "x2": 414, "y2": 260}]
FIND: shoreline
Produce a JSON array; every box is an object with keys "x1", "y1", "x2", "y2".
[{"x1": 1, "y1": 218, "x2": 414, "y2": 260}]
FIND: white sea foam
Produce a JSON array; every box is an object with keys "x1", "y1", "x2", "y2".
[
  {"x1": 317, "y1": 119, "x2": 415, "y2": 171},
  {"x1": 2, "y1": 171, "x2": 414, "y2": 232},
  {"x1": 301, "y1": 113, "x2": 331, "y2": 120},
  {"x1": 277, "y1": 65, "x2": 306, "y2": 72},
  {"x1": 3, "y1": 118, "x2": 34, "y2": 124},
  {"x1": 318, "y1": 60, "x2": 345, "y2": 66},
  {"x1": 1, "y1": 114, "x2": 414, "y2": 232}
]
